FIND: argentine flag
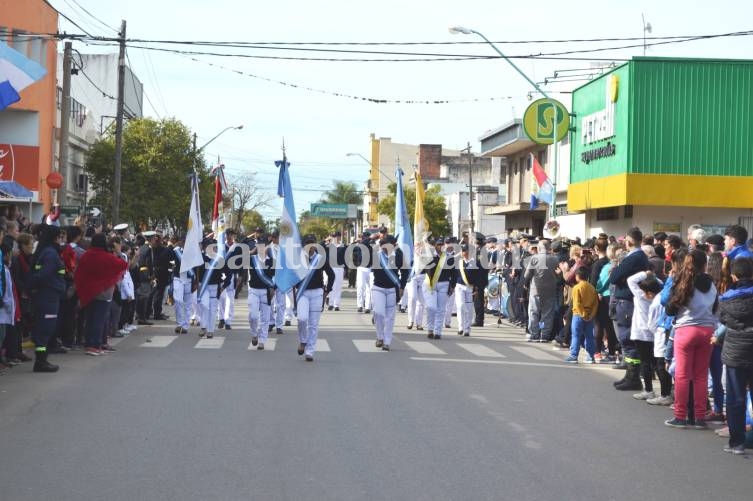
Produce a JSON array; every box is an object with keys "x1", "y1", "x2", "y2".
[
  {"x1": 0, "y1": 42, "x2": 47, "y2": 110},
  {"x1": 273, "y1": 160, "x2": 307, "y2": 293},
  {"x1": 395, "y1": 167, "x2": 413, "y2": 270}
]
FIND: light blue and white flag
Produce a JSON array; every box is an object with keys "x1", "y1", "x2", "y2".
[
  {"x1": 395, "y1": 166, "x2": 413, "y2": 271},
  {"x1": 0, "y1": 41, "x2": 47, "y2": 110},
  {"x1": 273, "y1": 159, "x2": 307, "y2": 293},
  {"x1": 180, "y1": 173, "x2": 204, "y2": 274}
]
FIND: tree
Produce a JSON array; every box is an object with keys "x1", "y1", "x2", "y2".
[
  {"x1": 240, "y1": 210, "x2": 266, "y2": 235},
  {"x1": 321, "y1": 181, "x2": 363, "y2": 205},
  {"x1": 85, "y1": 118, "x2": 213, "y2": 232},
  {"x1": 377, "y1": 182, "x2": 450, "y2": 237},
  {"x1": 299, "y1": 217, "x2": 332, "y2": 241},
  {"x1": 229, "y1": 174, "x2": 275, "y2": 232}
]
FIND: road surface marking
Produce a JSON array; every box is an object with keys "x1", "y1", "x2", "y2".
[
  {"x1": 248, "y1": 338, "x2": 276, "y2": 351},
  {"x1": 457, "y1": 343, "x2": 505, "y2": 358},
  {"x1": 404, "y1": 341, "x2": 446, "y2": 355},
  {"x1": 316, "y1": 339, "x2": 331, "y2": 352},
  {"x1": 139, "y1": 336, "x2": 177, "y2": 348},
  {"x1": 510, "y1": 345, "x2": 561, "y2": 361},
  {"x1": 195, "y1": 337, "x2": 225, "y2": 349},
  {"x1": 352, "y1": 339, "x2": 386, "y2": 353}
]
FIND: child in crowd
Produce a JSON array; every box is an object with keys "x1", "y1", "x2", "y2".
[
  {"x1": 627, "y1": 270, "x2": 664, "y2": 400},
  {"x1": 566, "y1": 267, "x2": 598, "y2": 364}
]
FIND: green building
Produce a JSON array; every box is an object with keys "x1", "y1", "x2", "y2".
[{"x1": 569, "y1": 56, "x2": 753, "y2": 237}]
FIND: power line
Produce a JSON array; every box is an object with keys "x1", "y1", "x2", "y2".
[
  {"x1": 68, "y1": 0, "x2": 119, "y2": 33},
  {"x1": 45, "y1": 1, "x2": 94, "y2": 37}
]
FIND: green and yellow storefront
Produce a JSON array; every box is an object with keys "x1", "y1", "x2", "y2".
[{"x1": 569, "y1": 56, "x2": 753, "y2": 237}]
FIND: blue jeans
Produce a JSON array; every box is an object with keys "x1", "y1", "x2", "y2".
[
  {"x1": 85, "y1": 300, "x2": 111, "y2": 349},
  {"x1": 570, "y1": 314, "x2": 595, "y2": 359},
  {"x1": 725, "y1": 366, "x2": 753, "y2": 448},
  {"x1": 709, "y1": 344, "x2": 724, "y2": 413}
]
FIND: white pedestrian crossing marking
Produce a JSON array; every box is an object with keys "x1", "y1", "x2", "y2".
[
  {"x1": 316, "y1": 339, "x2": 331, "y2": 352},
  {"x1": 510, "y1": 345, "x2": 561, "y2": 361},
  {"x1": 248, "y1": 338, "x2": 277, "y2": 351},
  {"x1": 404, "y1": 341, "x2": 446, "y2": 355},
  {"x1": 457, "y1": 343, "x2": 505, "y2": 358},
  {"x1": 140, "y1": 336, "x2": 178, "y2": 348},
  {"x1": 195, "y1": 337, "x2": 225, "y2": 349},
  {"x1": 352, "y1": 339, "x2": 386, "y2": 353}
]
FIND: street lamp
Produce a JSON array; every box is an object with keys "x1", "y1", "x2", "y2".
[
  {"x1": 450, "y1": 26, "x2": 560, "y2": 220},
  {"x1": 195, "y1": 124, "x2": 244, "y2": 152}
]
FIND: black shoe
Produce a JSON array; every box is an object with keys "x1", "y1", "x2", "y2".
[
  {"x1": 174, "y1": 326, "x2": 182, "y2": 333},
  {"x1": 364, "y1": 309, "x2": 371, "y2": 314},
  {"x1": 276, "y1": 328, "x2": 283, "y2": 335},
  {"x1": 33, "y1": 352, "x2": 59, "y2": 373},
  {"x1": 251, "y1": 336, "x2": 259, "y2": 346},
  {"x1": 179, "y1": 328, "x2": 188, "y2": 334},
  {"x1": 381, "y1": 345, "x2": 390, "y2": 351},
  {"x1": 458, "y1": 330, "x2": 463, "y2": 336},
  {"x1": 328, "y1": 305, "x2": 334, "y2": 311},
  {"x1": 284, "y1": 320, "x2": 291, "y2": 326},
  {"x1": 334, "y1": 307, "x2": 340, "y2": 311},
  {"x1": 298, "y1": 343, "x2": 305, "y2": 356},
  {"x1": 407, "y1": 323, "x2": 413, "y2": 330},
  {"x1": 305, "y1": 355, "x2": 314, "y2": 362},
  {"x1": 156, "y1": 314, "x2": 169, "y2": 320},
  {"x1": 375, "y1": 339, "x2": 384, "y2": 348},
  {"x1": 206, "y1": 333, "x2": 214, "y2": 339},
  {"x1": 434, "y1": 335, "x2": 442, "y2": 340},
  {"x1": 138, "y1": 319, "x2": 154, "y2": 326},
  {"x1": 224, "y1": 324, "x2": 232, "y2": 330},
  {"x1": 257, "y1": 344, "x2": 265, "y2": 351},
  {"x1": 464, "y1": 333, "x2": 470, "y2": 337},
  {"x1": 357, "y1": 307, "x2": 363, "y2": 313},
  {"x1": 268, "y1": 325, "x2": 274, "y2": 333},
  {"x1": 218, "y1": 320, "x2": 225, "y2": 329}
]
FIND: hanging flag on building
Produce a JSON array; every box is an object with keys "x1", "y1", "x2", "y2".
[
  {"x1": 530, "y1": 153, "x2": 554, "y2": 210},
  {"x1": 181, "y1": 173, "x2": 204, "y2": 273},
  {"x1": 0, "y1": 41, "x2": 47, "y2": 111},
  {"x1": 273, "y1": 155, "x2": 307, "y2": 293},
  {"x1": 394, "y1": 166, "x2": 413, "y2": 270}
]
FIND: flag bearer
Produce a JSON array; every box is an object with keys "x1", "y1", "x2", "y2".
[{"x1": 294, "y1": 235, "x2": 334, "y2": 361}]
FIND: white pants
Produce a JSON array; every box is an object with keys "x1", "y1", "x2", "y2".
[
  {"x1": 273, "y1": 289, "x2": 286, "y2": 328},
  {"x1": 487, "y1": 292, "x2": 501, "y2": 312},
  {"x1": 356, "y1": 267, "x2": 372, "y2": 309},
  {"x1": 455, "y1": 284, "x2": 474, "y2": 334},
  {"x1": 407, "y1": 276, "x2": 426, "y2": 328},
  {"x1": 297, "y1": 289, "x2": 323, "y2": 357},
  {"x1": 445, "y1": 289, "x2": 456, "y2": 326},
  {"x1": 172, "y1": 277, "x2": 194, "y2": 329},
  {"x1": 219, "y1": 280, "x2": 235, "y2": 325},
  {"x1": 199, "y1": 284, "x2": 219, "y2": 333},
  {"x1": 285, "y1": 291, "x2": 295, "y2": 321},
  {"x1": 372, "y1": 285, "x2": 397, "y2": 346},
  {"x1": 330, "y1": 267, "x2": 344, "y2": 308},
  {"x1": 427, "y1": 281, "x2": 450, "y2": 336},
  {"x1": 248, "y1": 287, "x2": 271, "y2": 343},
  {"x1": 189, "y1": 292, "x2": 199, "y2": 321}
]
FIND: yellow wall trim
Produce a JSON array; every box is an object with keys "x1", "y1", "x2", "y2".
[{"x1": 568, "y1": 174, "x2": 753, "y2": 211}]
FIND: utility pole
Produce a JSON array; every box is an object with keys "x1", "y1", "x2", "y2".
[
  {"x1": 112, "y1": 19, "x2": 127, "y2": 225},
  {"x1": 463, "y1": 141, "x2": 474, "y2": 234},
  {"x1": 58, "y1": 41, "x2": 72, "y2": 208}
]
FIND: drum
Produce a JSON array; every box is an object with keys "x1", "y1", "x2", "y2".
[{"x1": 487, "y1": 274, "x2": 500, "y2": 298}]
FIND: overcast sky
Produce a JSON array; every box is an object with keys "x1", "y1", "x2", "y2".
[{"x1": 49, "y1": 0, "x2": 753, "y2": 220}]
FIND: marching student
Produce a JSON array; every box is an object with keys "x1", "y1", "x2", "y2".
[
  {"x1": 295, "y1": 235, "x2": 334, "y2": 361},
  {"x1": 424, "y1": 238, "x2": 456, "y2": 340},
  {"x1": 367, "y1": 236, "x2": 408, "y2": 351},
  {"x1": 218, "y1": 229, "x2": 240, "y2": 330},
  {"x1": 455, "y1": 244, "x2": 476, "y2": 337},
  {"x1": 327, "y1": 231, "x2": 346, "y2": 311},
  {"x1": 171, "y1": 240, "x2": 197, "y2": 335},
  {"x1": 355, "y1": 231, "x2": 373, "y2": 314},
  {"x1": 248, "y1": 236, "x2": 275, "y2": 350},
  {"x1": 196, "y1": 238, "x2": 229, "y2": 339},
  {"x1": 268, "y1": 230, "x2": 286, "y2": 334}
]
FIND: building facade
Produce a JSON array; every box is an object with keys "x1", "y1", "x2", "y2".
[
  {"x1": 0, "y1": 0, "x2": 58, "y2": 222},
  {"x1": 568, "y1": 57, "x2": 753, "y2": 238}
]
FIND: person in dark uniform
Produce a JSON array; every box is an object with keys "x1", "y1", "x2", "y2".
[
  {"x1": 472, "y1": 234, "x2": 489, "y2": 327},
  {"x1": 422, "y1": 238, "x2": 456, "y2": 340},
  {"x1": 195, "y1": 238, "x2": 231, "y2": 339},
  {"x1": 366, "y1": 235, "x2": 408, "y2": 350},
  {"x1": 151, "y1": 234, "x2": 171, "y2": 321},
  {"x1": 294, "y1": 235, "x2": 335, "y2": 361},
  {"x1": 137, "y1": 231, "x2": 157, "y2": 324},
  {"x1": 248, "y1": 234, "x2": 275, "y2": 349}
]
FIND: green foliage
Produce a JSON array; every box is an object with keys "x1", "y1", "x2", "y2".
[
  {"x1": 321, "y1": 181, "x2": 363, "y2": 205},
  {"x1": 85, "y1": 118, "x2": 213, "y2": 231},
  {"x1": 377, "y1": 182, "x2": 450, "y2": 237},
  {"x1": 299, "y1": 217, "x2": 333, "y2": 241},
  {"x1": 240, "y1": 210, "x2": 266, "y2": 235}
]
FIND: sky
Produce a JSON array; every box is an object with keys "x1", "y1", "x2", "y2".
[{"x1": 48, "y1": 0, "x2": 753, "y2": 221}]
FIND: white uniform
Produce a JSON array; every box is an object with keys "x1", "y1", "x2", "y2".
[
  {"x1": 407, "y1": 274, "x2": 426, "y2": 328},
  {"x1": 356, "y1": 266, "x2": 371, "y2": 311},
  {"x1": 297, "y1": 289, "x2": 323, "y2": 358},
  {"x1": 218, "y1": 273, "x2": 236, "y2": 326},
  {"x1": 173, "y1": 274, "x2": 195, "y2": 330},
  {"x1": 248, "y1": 287, "x2": 271, "y2": 343},
  {"x1": 455, "y1": 260, "x2": 474, "y2": 335},
  {"x1": 372, "y1": 285, "x2": 397, "y2": 347},
  {"x1": 199, "y1": 285, "x2": 219, "y2": 334}
]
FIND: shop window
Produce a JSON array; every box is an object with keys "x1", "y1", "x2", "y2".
[
  {"x1": 623, "y1": 205, "x2": 634, "y2": 218},
  {"x1": 596, "y1": 207, "x2": 619, "y2": 221}
]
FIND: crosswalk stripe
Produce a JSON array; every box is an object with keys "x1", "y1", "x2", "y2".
[
  {"x1": 457, "y1": 343, "x2": 505, "y2": 358},
  {"x1": 195, "y1": 337, "x2": 225, "y2": 349},
  {"x1": 248, "y1": 338, "x2": 277, "y2": 351},
  {"x1": 510, "y1": 345, "x2": 561, "y2": 361},
  {"x1": 316, "y1": 339, "x2": 331, "y2": 352},
  {"x1": 404, "y1": 341, "x2": 446, "y2": 355},
  {"x1": 140, "y1": 336, "x2": 178, "y2": 347},
  {"x1": 352, "y1": 339, "x2": 385, "y2": 353}
]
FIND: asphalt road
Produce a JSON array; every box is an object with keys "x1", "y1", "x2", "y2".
[{"x1": 1, "y1": 291, "x2": 751, "y2": 501}]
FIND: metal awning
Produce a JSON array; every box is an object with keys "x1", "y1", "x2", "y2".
[{"x1": 479, "y1": 119, "x2": 536, "y2": 158}]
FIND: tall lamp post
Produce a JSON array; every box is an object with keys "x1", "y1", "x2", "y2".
[
  {"x1": 193, "y1": 124, "x2": 244, "y2": 156},
  {"x1": 449, "y1": 26, "x2": 560, "y2": 221}
]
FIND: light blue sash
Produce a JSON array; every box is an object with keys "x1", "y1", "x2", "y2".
[
  {"x1": 379, "y1": 251, "x2": 401, "y2": 288},
  {"x1": 251, "y1": 255, "x2": 275, "y2": 288},
  {"x1": 295, "y1": 253, "x2": 321, "y2": 303}
]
